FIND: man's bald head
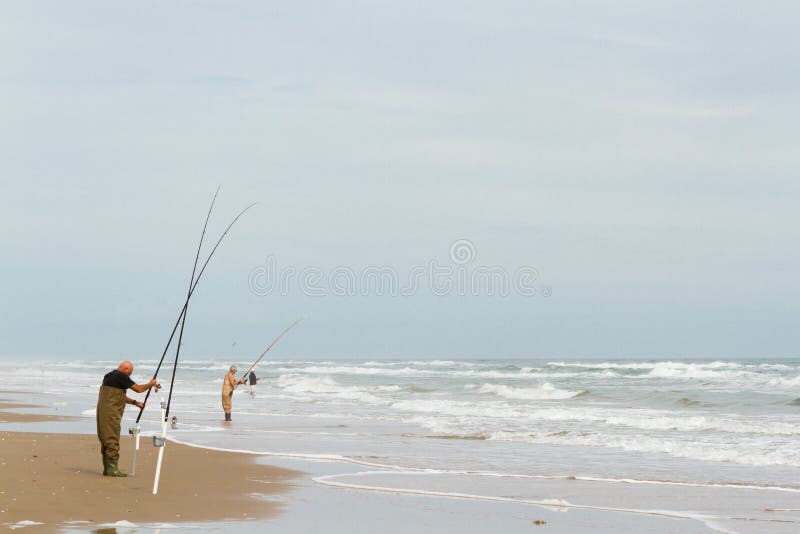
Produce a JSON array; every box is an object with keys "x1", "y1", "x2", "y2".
[{"x1": 118, "y1": 360, "x2": 134, "y2": 376}]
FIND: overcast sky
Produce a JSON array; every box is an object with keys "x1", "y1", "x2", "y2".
[{"x1": 1, "y1": 1, "x2": 799, "y2": 360}]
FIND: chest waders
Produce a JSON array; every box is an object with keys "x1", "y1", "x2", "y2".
[
  {"x1": 96, "y1": 385, "x2": 128, "y2": 476},
  {"x1": 222, "y1": 379, "x2": 234, "y2": 420}
]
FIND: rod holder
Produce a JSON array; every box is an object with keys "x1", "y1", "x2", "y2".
[
  {"x1": 153, "y1": 436, "x2": 165, "y2": 447},
  {"x1": 128, "y1": 426, "x2": 140, "y2": 436}
]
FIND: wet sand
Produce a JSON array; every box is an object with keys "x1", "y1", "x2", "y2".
[{"x1": 0, "y1": 398, "x2": 77, "y2": 423}]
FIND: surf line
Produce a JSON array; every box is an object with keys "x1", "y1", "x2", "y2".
[
  {"x1": 163, "y1": 438, "x2": 800, "y2": 496},
  {"x1": 312, "y1": 474, "x2": 800, "y2": 531},
  {"x1": 127, "y1": 188, "x2": 255, "y2": 494},
  {"x1": 163, "y1": 440, "x2": 800, "y2": 529},
  {"x1": 233, "y1": 317, "x2": 306, "y2": 392},
  {"x1": 317, "y1": 468, "x2": 800, "y2": 495},
  {"x1": 312, "y1": 475, "x2": 776, "y2": 532}
]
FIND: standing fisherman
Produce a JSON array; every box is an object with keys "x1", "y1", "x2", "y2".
[
  {"x1": 97, "y1": 360, "x2": 159, "y2": 476},
  {"x1": 222, "y1": 365, "x2": 245, "y2": 422}
]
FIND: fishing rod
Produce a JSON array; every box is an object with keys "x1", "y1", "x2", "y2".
[
  {"x1": 151, "y1": 199, "x2": 256, "y2": 496},
  {"x1": 164, "y1": 186, "x2": 221, "y2": 422},
  {"x1": 235, "y1": 317, "x2": 306, "y2": 389},
  {"x1": 135, "y1": 200, "x2": 257, "y2": 424},
  {"x1": 128, "y1": 187, "x2": 219, "y2": 475}
]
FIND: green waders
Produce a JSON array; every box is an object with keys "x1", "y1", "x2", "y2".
[
  {"x1": 222, "y1": 379, "x2": 234, "y2": 421},
  {"x1": 96, "y1": 385, "x2": 128, "y2": 476}
]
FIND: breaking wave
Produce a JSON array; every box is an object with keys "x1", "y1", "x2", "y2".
[{"x1": 470, "y1": 382, "x2": 587, "y2": 400}]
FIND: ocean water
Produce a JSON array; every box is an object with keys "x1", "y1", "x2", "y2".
[{"x1": 4, "y1": 358, "x2": 800, "y2": 531}]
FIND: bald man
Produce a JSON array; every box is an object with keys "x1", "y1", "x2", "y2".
[{"x1": 96, "y1": 360, "x2": 159, "y2": 477}]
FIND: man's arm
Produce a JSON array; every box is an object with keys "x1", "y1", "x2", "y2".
[
  {"x1": 130, "y1": 378, "x2": 158, "y2": 394},
  {"x1": 125, "y1": 396, "x2": 145, "y2": 409}
]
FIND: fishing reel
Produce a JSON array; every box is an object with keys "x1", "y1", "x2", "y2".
[
  {"x1": 153, "y1": 435, "x2": 165, "y2": 447},
  {"x1": 128, "y1": 426, "x2": 140, "y2": 436}
]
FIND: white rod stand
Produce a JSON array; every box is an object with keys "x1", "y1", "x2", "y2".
[
  {"x1": 128, "y1": 425, "x2": 141, "y2": 476},
  {"x1": 152, "y1": 400, "x2": 167, "y2": 495}
]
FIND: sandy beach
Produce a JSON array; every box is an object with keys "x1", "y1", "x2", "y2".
[{"x1": 1, "y1": 400, "x2": 299, "y2": 531}]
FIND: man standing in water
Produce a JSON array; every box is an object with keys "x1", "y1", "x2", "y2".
[
  {"x1": 97, "y1": 360, "x2": 159, "y2": 477},
  {"x1": 222, "y1": 365, "x2": 245, "y2": 421}
]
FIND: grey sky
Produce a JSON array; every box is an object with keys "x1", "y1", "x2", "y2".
[{"x1": 1, "y1": 1, "x2": 799, "y2": 359}]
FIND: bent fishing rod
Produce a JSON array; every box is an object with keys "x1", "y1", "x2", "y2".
[
  {"x1": 148, "y1": 196, "x2": 217, "y2": 494},
  {"x1": 135, "y1": 199, "x2": 257, "y2": 424},
  {"x1": 163, "y1": 186, "x2": 221, "y2": 421},
  {"x1": 235, "y1": 317, "x2": 306, "y2": 389},
  {"x1": 128, "y1": 187, "x2": 218, "y2": 476},
  {"x1": 135, "y1": 188, "x2": 222, "y2": 422}
]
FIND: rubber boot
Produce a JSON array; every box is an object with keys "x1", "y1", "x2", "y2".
[
  {"x1": 224, "y1": 413, "x2": 232, "y2": 422},
  {"x1": 102, "y1": 457, "x2": 109, "y2": 476},
  {"x1": 104, "y1": 460, "x2": 128, "y2": 477}
]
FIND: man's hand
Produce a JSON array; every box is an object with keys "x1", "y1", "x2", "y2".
[
  {"x1": 131, "y1": 379, "x2": 160, "y2": 394},
  {"x1": 133, "y1": 400, "x2": 144, "y2": 409}
]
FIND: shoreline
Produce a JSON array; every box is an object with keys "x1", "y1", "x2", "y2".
[{"x1": 1, "y1": 397, "x2": 300, "y2": 531}]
